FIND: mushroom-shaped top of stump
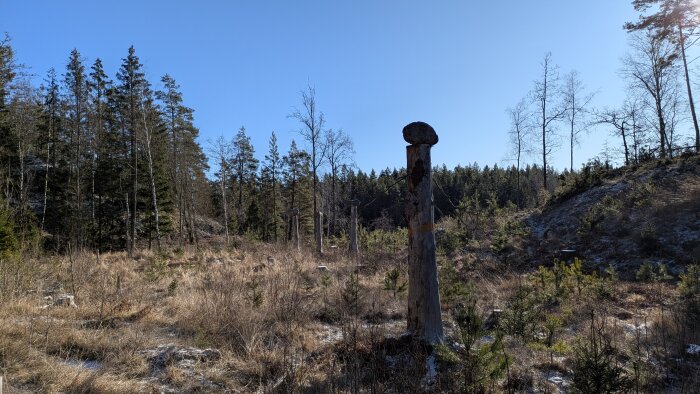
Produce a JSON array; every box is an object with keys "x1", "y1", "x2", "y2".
[{"x1": 402, "y1": 121, "x2": 438, "y2": 146}]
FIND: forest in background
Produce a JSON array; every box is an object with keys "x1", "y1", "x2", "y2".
[{"x1": 1, "y1": 0, "x2": 700, "y2": 259}]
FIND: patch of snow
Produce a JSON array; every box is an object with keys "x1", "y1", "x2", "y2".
[
  {"x1": 687, "y1": 344, "x2": 700, "y2": 355},
  {"x1": 544, "y1": 370, "x2": 571, "y2": 392},
  {"x1": 63, "y1": 359, "x2": 102, "y2": 371},
  {"x1": 622, "y1": 321, "x2": 649, "y2": 337},
  {"x1": 421, "y1": 353, "x2": 437, "y2": 388}
]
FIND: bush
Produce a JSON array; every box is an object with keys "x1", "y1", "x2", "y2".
[
  {"x1": 383, "y1": 268, "x2": 406, "y2": 298},
  {"x1": 638, "y1": 223, "x2": 661, "y2": 255},
  {"x1": 451, "y1": 291, "x2": 508, "y2": 392},
  {"x1": 572, "y1": 312, "x2": 631, "y2": 393},
  {"x1": 439, "y1": 260, "x2": 472, "y2": 308},
  {"x1": 636, "y1": 262, "x2": 672, "y2": 283},
  {"x1": 678, "y1": 264, "x2": 700, "y2": 298},
  {"x1": 501, "y1": 284, "x2": 541, "y2": 340},
  {"x1": 679, "y1": 264, "x2": 700, "y2": 318},
  {"x1": 553, "y1": 159, "x2": 609, "y2": 204}
]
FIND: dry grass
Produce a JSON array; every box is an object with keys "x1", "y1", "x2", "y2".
[
  {"x1": 0, "y1": 237, "x2": 698, "y2": 392},
  {"x1": 0, "y1": 243, "x2": 409, "y2": 392}
]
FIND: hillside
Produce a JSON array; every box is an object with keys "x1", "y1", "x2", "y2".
[{"x1": 527, "y1": 155, "x2": 700, "y2": 277}]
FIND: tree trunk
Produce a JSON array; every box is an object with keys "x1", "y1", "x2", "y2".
[
  {"x1": 293, "y1": 209, "x2": 300, "y2": 251},
  {"x1": 221, "y1": 169, "x2": 229, "y2": 246},
  {"x1": 349, "y1": 201, "x2": 358, "y2": 260},
  {"x1": 678, "y1": 25, "x2": 700, "y2": 154},
  {"x1": 142, "y1": 107, "x2": 161, "y2": 250},
  {"x1": 41, "y1": 111, "x2": 52, "y2": 232},
  {"x1": 570, "y1": 117, "x2": 574, "y2": 172},
  {"x1": 542, "y1": 112, "x2": 548, "y2": 189},
  {"x1": 315, "y1": 210, "x2": 323, "y2": 255},
  {"x1": 405, "y1": 124, "x2": 443, "y2": 344},
  {"x1": 621, "y1": 122, "x2": 630, "y2": 167}
]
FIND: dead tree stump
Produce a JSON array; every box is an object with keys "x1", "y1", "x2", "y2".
[
  {"x1": 404, "y1": 121, "x2": 443, "y2": 344},
  {"x1": 349, "y1": 199, "x2": 359, "y2": 259},
  {"x1": 292, "y1": 208, "x2": 300, "y2": 251},
  {"x1": 315, "y1": 211, "x2": 324, "y2": 255}
]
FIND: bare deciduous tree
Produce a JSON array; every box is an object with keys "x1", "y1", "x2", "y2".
[
  {"x1": 290, "y1": 85, "x2": 327, "y2": 254},
  {"x1": 626, "y1": 0, "x2": 700, "y2": 153},
  {"x1": 563, "y1": 70, "x2": 595, "y2": 171},
  {"x1": 623, "y1": 30, "x2": 679, "y2": 158},
  {"x1": 531, "y1": 52, "x2": 566, "y2": 189},
  {"x1": 324, "y1": 128, "x2": 354, "y2": 236},
  {"x1": 506, "y1": 97, "x2": 532, "y2": 201}
]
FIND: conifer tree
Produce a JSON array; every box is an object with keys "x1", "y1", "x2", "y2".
[
  {"x1": 38, "y1": 68, "x2": 61, "y2": 232},
  {"x1": 282, "y1": 140, "x2": 313, "y2": 241},
  {"x1": 230, "y1": 127, "x2": 258, "y2": 234},
  {"x1": 116, "y1": 46, "x2": 148, "y2": 255},
  {"x1": 87, "y1": 59, "x2": 109, "y2": 251},
  {"x1": 64, "y1": 49, "x2": 89, "y2": 249},
  {"x1": 261, "y1": 131, "x2": 282, "y2": 241}
]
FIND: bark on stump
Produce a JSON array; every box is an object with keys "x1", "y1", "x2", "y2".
[
  {"x1": 349, "y1": 199, "x2": 359, "y2": 259},
  {"x1": 404, "y1": 121, "x2": 443, "y2": 344}
]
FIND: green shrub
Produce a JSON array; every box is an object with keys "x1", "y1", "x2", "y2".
[
  {"x1": 553, "y1": 159, "x2": 609, "y2": 204},
  {"x1": 452, "y1": 295, "x2": 508, "y2": 392},
  {"x1": 572, "y1": 312, "x2": 631, "y2": 393},
  {"x1": 636, "y1": 262, "x2": 654, "y2": 282},
  {"x1": 383, "y1": 268, "x2": 407, "y2": 298},
  {"x1": 245, "y1": 277, "x2": 264, "y2": 307},
  {"x1": 501, "y1": 284, "x2": 541, "y2": 340},
  {"x1": 635, "y1": 262, "x2": 672, "y2": 283},
  {"x1": 577, "y1": 196, "x2": 620, "y2": 237},
  {"x1": 440, "y1": 260, "x2": 473, "y2": 308},
  {"x1": 679, "y1": 265, "x2": 700, "y2": 298},
  {"x1": 638, "y1": 223, "x2": 660, "y2": 255}
]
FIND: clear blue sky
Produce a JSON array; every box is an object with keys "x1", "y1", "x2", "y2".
[{"x1": 3, "y1": 1, "x2": 684, "y2": 173}]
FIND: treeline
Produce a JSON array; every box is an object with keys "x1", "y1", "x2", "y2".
[
  {"x1": 0, "y1": 39, "x2": 207, "y2": 255},
  {"x1": 0, "y1": 35, "x2": 561, "y2": 255}
]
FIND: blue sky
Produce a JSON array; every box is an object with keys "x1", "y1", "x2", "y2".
[{"x1": 3, "y1": 1, "x2": 691, "y2": 173}]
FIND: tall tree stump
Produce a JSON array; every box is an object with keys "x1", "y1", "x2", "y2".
[
  {"x1": 315, "y1": 211, "x2": 324, "y2": 254},
  {"x1": 292, "y1": 208, "x2": 300, "y2": 251},
  {"x1": 349, "y1": 199, "x2": 359, "y2": 259},
  {"x1": 404, "y1": 121, "x2": 443, "y2": 344}
]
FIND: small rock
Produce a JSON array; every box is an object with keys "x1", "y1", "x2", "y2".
[
  {"x1": 403, "y1": 122, "x2": 438, "y2": 145},
  {"x1": 140, "y1": 344, "x2": 221, "y2": 370},
  {"x1": 483, "y1": 309, "x2": 502, "y2": 330},
  {"x1": 267, "y1": 256, "x2": 275, "y2": 265},
  {"x1": 54, "y1": 294, "x2": 78, "y2": 308},
  {"x1": 317, "y1": 265, "x2": 328, "y2": 271}
]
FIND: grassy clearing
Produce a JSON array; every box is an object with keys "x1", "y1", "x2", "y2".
[{"x1": 0, "y1": 232, "x2": 698, "y2": 392}]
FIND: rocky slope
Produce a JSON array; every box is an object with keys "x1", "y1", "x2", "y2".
[{"x1": 527, "y1": 155, "x2": 700, "y2": 277}]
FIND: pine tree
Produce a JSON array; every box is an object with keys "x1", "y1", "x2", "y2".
[
  {"x1": 261, "y1": 131, "x2": 282, "y2": 242},
  {"x1": 230, "y1": 127, "x2": 258, "y2": 235},
  {"x1": 38, "y1": 68, "x2": 61, "y2": 233},
  {"x1": 87, "y1": 59, "x2": 109, "y2": 251},
  {"x1": 116, "y1": 46, "x2": 148, "y2": 256},
  {"x1": 282, "y1": 140, "x2": 313, "y2": 242}
]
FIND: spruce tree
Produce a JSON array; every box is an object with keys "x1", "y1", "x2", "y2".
[
  {"x1": 116, "y1": 46, "x2": 148, "y2": 255},
  {"x1": 64, "y1": 49, "x2": 89, "y2": 249},
  {"x1": 261, "y1": 131, "x2": 282, "y2": 242},
  {"x1": 230, "y1": 127, "x2": 258, "y2": 235}
]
